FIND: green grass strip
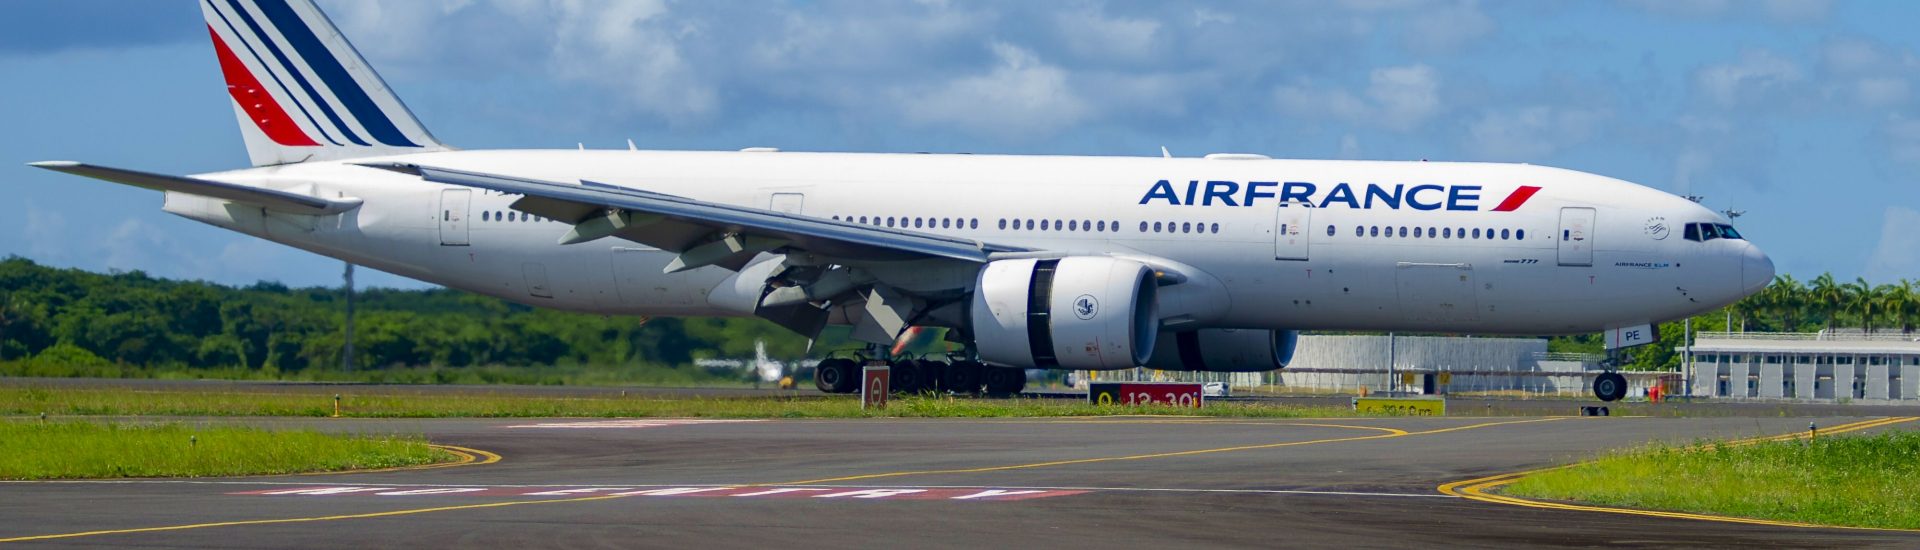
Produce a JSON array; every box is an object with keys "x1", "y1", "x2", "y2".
[
  {"x1": 1506, "y1": 431, "x2": 1920, "y2": 530},
  {"x1": 1, "y1": 386, "x2": 1368, "y2": 419},
  {"x1": 0, "y1": 420, "x2": 448, "y2": 480}
]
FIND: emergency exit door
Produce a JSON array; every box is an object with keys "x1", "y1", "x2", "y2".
[
  {"x1": 439, "y1": 189, "x2": 470, "y2": 246},
  {"x1": 1274, "y1": 203, "x2": 1311, "y2": 261},
  {"x1": 1557, "y1": 207, "x2": 1594, "y2": 266},
  {"x1": 769, "y1": 193, "x2": 804, "y2": 215}
]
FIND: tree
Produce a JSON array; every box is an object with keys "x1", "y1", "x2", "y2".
[
  {"x1": 1809, "y1": 274, "x2": 1846, "y2": 332},
  {"x1": 1883, "y1": 280, "x2": 1917, "y2": 334},
  {"x1": 1844, "y1": 277, "x2": 1878, "y2": 333},
  {"x1": 1764, "y1": 274, "x2": 1804, "y2": 332}
]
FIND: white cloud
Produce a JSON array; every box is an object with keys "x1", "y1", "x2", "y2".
[
  {"x1": 1465, "y1": 106, "x2": 1609, "y2": 160},
  {"x1": 1055, "y1": 7, "x2": 1162, "y2": 63},
  {"x1": 1404, "y1": 1, "x2": 1496, "y2": 52},
  {"x1": 1274, "y1": 64, "x2": 1440, "y2": 132},
  {"x1": 895, "y1": 42, "x2": 1092, "y2": 139},
  {"x1": 1865, "y1": 206, "x2": 1920, "y2": 283},
  {"x1": 22, "y1": 203, "x2": 68, "y2": 262},
  {"x1": 1693, "y1": 50, "x2": 1802, "y2": 108},
  {"x1": 545, "y1": 0, "x2": 715, "y2": 123}
]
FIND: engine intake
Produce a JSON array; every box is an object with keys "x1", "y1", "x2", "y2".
[
  {"x1": 1144, "y1": 329, "x2": 1298, "y2": 372},
  {"x1": 969, "y1": 257, "x2": 1158, "y2": 369}
]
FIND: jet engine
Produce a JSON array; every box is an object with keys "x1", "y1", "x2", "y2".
[
  {"x1": 1144, "y1": 329, "x2": 1298, "y2": 372},
  {"x1": 969, "y1": 257, "x2": 1158, "y2": 370}
]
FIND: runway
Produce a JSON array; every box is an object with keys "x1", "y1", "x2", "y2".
[{"x1": 3, "y1": 414, "x2": 1917, "y2": 548}]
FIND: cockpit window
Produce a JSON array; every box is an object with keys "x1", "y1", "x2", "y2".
[{"x1": 1682, "y1": 222, "x2": 1744, "y2": 242}]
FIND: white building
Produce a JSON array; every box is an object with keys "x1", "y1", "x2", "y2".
[{"x1": 1685, "y1": 331, "x2": 1920, "y2": 402}]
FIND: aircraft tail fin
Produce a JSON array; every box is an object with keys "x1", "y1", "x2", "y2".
[{"x1": 200, "y1": 0, "x2": 448, "y2": 166}]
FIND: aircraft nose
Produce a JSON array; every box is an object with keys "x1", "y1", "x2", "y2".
[{"x1": 1741, "y1": 243, "x2": 1774, "y2": 295}]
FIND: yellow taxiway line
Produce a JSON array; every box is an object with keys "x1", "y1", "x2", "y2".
[{"x1": 1437, "y1": 416, "x2": 1920, "y2": 532}]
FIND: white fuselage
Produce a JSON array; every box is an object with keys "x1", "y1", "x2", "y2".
[{"x1": 166, "y1": 149, "x2": 1771, "y2": 336}]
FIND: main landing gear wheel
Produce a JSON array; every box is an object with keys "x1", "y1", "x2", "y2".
[
  {"x1": 1593, "y1": 371, "x2": 1627, "y2": 402},
  {"x1": 982, "y1": 367, "x2": 1027, "y2": 397},
  {"x1": 944, "y1": 361, "x2": 984, "y2": 395},
  {"x1": 890, "y1": 360, "x2": 925, "y2": 394},
  {"x1": 917, "y1": 360, "x2": 948, "y2": 393},
  {"x1": 814, "y1": 358, "x2": 859, "y2": 394}
]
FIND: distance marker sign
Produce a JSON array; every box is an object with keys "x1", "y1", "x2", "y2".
[{"x1": 1089, "y1": 382, "x2": 1203, "y2": 408}]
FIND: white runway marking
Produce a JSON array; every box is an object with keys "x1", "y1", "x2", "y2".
[{"x1": 500, "y1": 419, "x2": 763, "y2": 429}]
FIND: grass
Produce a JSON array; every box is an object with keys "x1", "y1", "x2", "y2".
[
  {"x1": 0, "y1": 420, "x2": 450, "y2": 480},
  {"x1": 0, "y1": 386, "x2": 1370, "y2": 419},
  {"x1": 1505, "y1": 431, "x2": 1920, "y2": 530}
]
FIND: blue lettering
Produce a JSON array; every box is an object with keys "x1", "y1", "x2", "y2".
[
  {"x1": 1320, "y1": 183, "x2": 1360, "y2": 209},
  {"x1": 1363, "y1": 184, "x2": 1404, "y2": 209},
  {"x1": 1244, "y1": 181, "x2": 1278, "y2": 207},
  {"x1": 1406, "y1": 184, "x2": 1444, "y2": 211},
  {"x1": 1447, "y1": 185, "x2": 1481, "y2": 211},
  {"x1": 1280, "y1": 182, "x2": 1316, "y2": 206},
  {"x1": 1203, "y1": 181, "x2": 1240, "y2": 206},
  {"x1": 1183, "y1": 180, "x2": 1199, "y2": 205},
  {"x1": 1141, "y1": 179, "x2": 1181, "y2": 205}
]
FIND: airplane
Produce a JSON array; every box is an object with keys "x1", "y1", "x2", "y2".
[{"x1": 31, "y1": 0, "x2": 1772, "y2": 402}]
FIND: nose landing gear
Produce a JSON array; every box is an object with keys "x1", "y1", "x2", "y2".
[{"x1": 1591, "y1": 351, "x2": 1628, "y2": 402}]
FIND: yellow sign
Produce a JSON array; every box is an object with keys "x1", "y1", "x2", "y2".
[
  {"x1": 1438, "y1": 372, "x2": 1453, "y2": 385},
  {"x1": 1401, "y1": 372, "x2": 1416, "y2": 385},
  {"x1": 1353, "y1": 397, "x2": 1446, "y2": 416}
]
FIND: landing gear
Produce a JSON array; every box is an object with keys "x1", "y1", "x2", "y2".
[
  {"x1": 915, "y1": 360, "x2": 947, "y2": 393},
  {"x1": 943, "y1": 360, "x2": 984, "y2": 395},
  {"x1": 982, "y1": 366, "x2": 1027, "y2": 397},
  {"x1": 890, "y1": 360, "x2": 926, "y2": 394},
  {"x1": 1592, "y1": 371, "x2": 1627, "y2": 402},
  {"x1": 814, "y1": 358, "x2": 859, "y2": 394}
]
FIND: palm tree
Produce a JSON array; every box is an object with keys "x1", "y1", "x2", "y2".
[
  {"x1": 1885, "y1": 279, "x2": 1918, "y2": 334},
  {"x1": 1809, "y1": 274, "x2": 1846, "y2": 332},
  {"x1": 1767, "y1": 274, "x2": 1804, "y2": 331},
  {"x1": 1845, "y1": 278, "x2": 1878, "y2": 333}
]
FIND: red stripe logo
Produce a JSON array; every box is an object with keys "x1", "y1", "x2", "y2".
[
  {"x1": 208, "y1": 25, "x2": 318, "y2": 147},
  {"x1": 1490, "y1": 185, "x2": 1541, "y2": 212}
]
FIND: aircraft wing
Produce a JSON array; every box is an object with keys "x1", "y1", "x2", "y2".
[
  {"x1": 359, "y1": 162, "x2": 1031, "y2": 271},
  {"x1": 29, "y1": 161, "x2": 362, "y2": 215}
]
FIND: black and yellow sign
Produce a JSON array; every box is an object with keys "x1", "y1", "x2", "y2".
[{"x1": 1353, "y1": 397, "x2": 1446, "y2": 415}]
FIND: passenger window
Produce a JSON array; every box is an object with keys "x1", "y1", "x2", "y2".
[
  {"x1": 1041, "y1": 219, "x2": 1050, "y2": 231},
  {"x1": 1355, "y1": 226, "x2": 1364, "y2": 237},
  {"x1": 1474, "y1": 228, "x2": 1482, "y2": 239},
  {"x1": 1026, "y1": 219, "x2": 1034, "y2": 230},
  {"x1": 1501, "y1": 229, "x2": 1510, "y2": 240},
  {"x1": 1154, "y1": 222, "x2": 1163, "y2": 232},
  {"x1": 1068, "y1": 220, "x2": 1078, "y2": 231},
  {"x1": 1428, "y1": 226, "x2": 1436, "y2": 237},
  {"x1": 1516, "y1": 229, "x2": 1525, "y2": 240},
  {"x1": 1370, "y1": 226, "x2": 1380, "y2": 237},
  {"x1": 1182, "y1": 222, "x2": 1192, "y2": 233},
  {"x1": 1398, "y1": 227, "x2": 1407, "y2": 238},
  {"x1": 1139, "y1": 221, "x2": 1148, "y2": 232},
  {"x1": 1327, "y1": 225, "x2": 1336, "y2": 237},
  {"x1": 1443, "y1": 227, "x2": 1451, "y2": 238},
  {"x1": 1280, "y1": 224, "x2": 1288, "y2": 235},
  {"x1": 1212, "y1": 223, "x2": 1220, "y2": 233},
  {"x1": 481, "y1": 211, "x2": 490, "y2": 221},
  {"x1": 970, "y1": 219, "x2": 979, "y2": 229},
  {"x1": 1098, "y1": 221, "x2": 1107, "y2": 232}
]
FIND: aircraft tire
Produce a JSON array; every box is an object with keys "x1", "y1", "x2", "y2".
[
  {"x1": 944, "y1": 361, "x2": 984, "y2": 395},
  {"x1": 816, "y1": 358, "x2": 858, "y2": 394},
  {"x1": 983, "y1": 367, "x2": 1027, "y2": 397},
  {"x1": 1593, "y1": 371, "x2": 1627, "y2": 402},
  {"x1": 890, "y1": 360, "x2": 924, "y2": 394}
]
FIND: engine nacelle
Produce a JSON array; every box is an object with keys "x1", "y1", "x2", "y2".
[
  {"x1": 1144, "y1": 329, "x2": 1298, "y2": 372},
  {"x1": 969, "y1": 257, "x2": 1158, "y2": 370}
]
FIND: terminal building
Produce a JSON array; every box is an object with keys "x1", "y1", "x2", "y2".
[{"x1": 1685, "y1": 331, "x2": 1920, "y2": 403}]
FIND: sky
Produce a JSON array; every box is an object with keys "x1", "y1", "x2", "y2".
[{"x1": 2, "y1": 0, "x2": 1917, "y2": 289}]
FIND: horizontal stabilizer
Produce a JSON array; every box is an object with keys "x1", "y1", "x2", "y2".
[{"x1": 28, "y1": 161, "x2": 361, "y2": 215}]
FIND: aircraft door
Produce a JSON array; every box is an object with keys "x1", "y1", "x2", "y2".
[
  {"x1": 438, "y1": 189, "x2": 471, "y2": 246},
  {"x1": 1274, "y1": 203, "x2": 1311, "y2": 261},
  {"x1": 1557, "y1": 207, "x2": 1595, "y2": 266},
  {"x1": 522, "y1": 263, "x2": 554, "y2": 298},
  {"x1": 769, "y1": 193, "x2": 804, "y2": 214}
]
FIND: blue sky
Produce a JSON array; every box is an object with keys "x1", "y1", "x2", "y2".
[{"x1": 3, "y1": 0, "x2": 1916, "y2": 289}]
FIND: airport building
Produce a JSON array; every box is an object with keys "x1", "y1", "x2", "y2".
[{"x1": 1684, "y1": 331, "x2": 1920, "y2": 403}]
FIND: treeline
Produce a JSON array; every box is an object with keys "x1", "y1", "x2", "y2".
[
  {"x1": 1, "y1": 256, "x2": 1911, "y2": 379},
  {"x1": 0, "y1": 257, "x2": 814, "y2": 380}
]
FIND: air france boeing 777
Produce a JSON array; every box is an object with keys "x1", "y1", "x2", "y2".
[{"x1": 32, "y1": 0, "x2": 1773, "y2": 401}]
